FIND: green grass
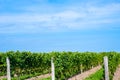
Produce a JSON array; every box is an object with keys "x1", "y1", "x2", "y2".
[
  {"x1": 84, "y1": 68, "x2": 104, "y2": 80},
  {"x1": 41, "y1": 77, "x2": 51, "y2": 80}
]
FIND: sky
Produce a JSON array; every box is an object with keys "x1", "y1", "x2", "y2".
[{"x1": 0, "y1": 0, "x2": 120, "y2": 52}]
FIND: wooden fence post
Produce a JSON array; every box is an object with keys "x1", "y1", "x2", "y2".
[
  {"x1": 6, "y1": 57, "x2": 11, "y2": 80},
  {"x1": 51, "y1": 57, "x2": 55, "y2": 80},
  {"x1": 104, "y1": 56, "x2": 109, "y2": 80},
  {"x1": 80, "y1": 64, "x2": 83, "y2": 73}
]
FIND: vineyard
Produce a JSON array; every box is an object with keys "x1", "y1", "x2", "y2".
[{"x1": 0, "y1": 51, "x2": 120, "y2": 80}]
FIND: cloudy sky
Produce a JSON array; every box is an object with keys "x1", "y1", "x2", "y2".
[{"x1": 0, "y1": 0, "x2": 120, "y2": 52}]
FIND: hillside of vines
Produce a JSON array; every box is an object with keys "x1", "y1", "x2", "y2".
[{"x1": 0, "y1": 51, "x2": 120, "y2": 80}]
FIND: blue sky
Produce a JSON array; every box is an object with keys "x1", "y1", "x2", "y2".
[{"x1": 0, "y1": 0, "x2": 120, "y2": 52}]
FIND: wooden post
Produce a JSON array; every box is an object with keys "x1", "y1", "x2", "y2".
[
  {"x1": 6, "y1": 57, "x2": 11, "y2": 80},
  {"x1": 51, "y1": 57, "x2": 55, "y2": 80},
  {"x1": 80, "y1": 64, "x2": 83, "y2": 73},
  {"x1": 104, "y1": 56, "x2": 109, "y2": 80}
]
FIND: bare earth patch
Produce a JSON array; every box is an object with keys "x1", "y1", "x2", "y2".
[
  {"x1": 68, "y1": 65, "x2": 102, "y2": 80},
  {"x1": 113, "y1": 65, "x2": 120, "y2": 80},
  {"x1": 25, "y1": 73, "x2": 51, "y2": 80},
  {"x1": 0, "y1": 76, "x2": 6, "y2": 80}
]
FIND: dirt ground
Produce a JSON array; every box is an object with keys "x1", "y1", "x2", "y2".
[
  {"x1": 0, "y1": 76, "x2": 6, "y2": 80},
  {"x1": 113, "y1": 65, "x2": 120, "y2": 80},
  {"x1": 68, "y1": 65, "x2": 102, "y2": 80},
  {"x1": 25, "y1": 73, "x2": 51, "y2": 80}
]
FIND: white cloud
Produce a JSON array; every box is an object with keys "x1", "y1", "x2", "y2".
[{"x1": 0, "y1": 3, "x2": 120, "y2": 33}]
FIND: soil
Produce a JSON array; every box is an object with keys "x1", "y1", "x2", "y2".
[
  {"x1": 25, "y1": 73, "x2": 51, "y2": 80},
  {"x1": 113, "y1": 65, "x2": 120, "y2": 80},
  {"x1": 0, "y1": 76, "x2": 6, "y2": 80},
  {"x1": 68, "y1": 65, "x2": 102, "y2": 80}
]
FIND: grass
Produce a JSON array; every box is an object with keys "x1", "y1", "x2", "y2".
[
  {"x1": 85, "y1": 68, "x2": 104, "y2": 80},
  {"x1": 40, "y1": 77, "x2": 51, "y2": 80}
]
